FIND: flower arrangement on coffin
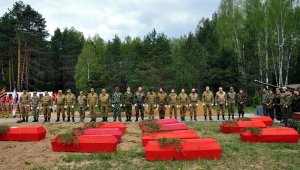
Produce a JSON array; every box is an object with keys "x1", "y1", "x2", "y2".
[
  {"x1": 83, "y1": 122, "x2": 105, "y2": 129},
  {"x1": 0, "y1": 125, "x2": 10, "y2": 135},
  {"x1": 54, "y1": 132, "x2": 80, "y2": 146},
  {"x1": 220, "y1": 120, "x2": 237, "y2": 127},
  {"x1": 242, "y1": 127, "x2": 262, "y2": 136},
  {"x1": 157, "y1": 138, "x2": 183, "y2": 153}
]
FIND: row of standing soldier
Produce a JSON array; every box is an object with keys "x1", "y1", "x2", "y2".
[
  {"x1": 17, "y1": 86, "x2": 247, "y2": 122},
  {"x1": 262, "y1": 87, "x2": 300, "y2": 122}
]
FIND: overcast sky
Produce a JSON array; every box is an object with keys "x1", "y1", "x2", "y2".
[{"x1": 0, "y1": 0, "x2": 220, "y2": 41}]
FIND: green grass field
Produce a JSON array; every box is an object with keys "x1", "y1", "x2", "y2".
[{"x1": 30, "y1": 121, "x2": 300, "y2": 170}]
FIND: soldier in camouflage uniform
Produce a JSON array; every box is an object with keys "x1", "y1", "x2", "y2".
[
  {"x1": 168, "y1": 89, "x2": 178, "y2": 119},
  {"x1": 77, "y1": 91, "x2": 87, "y2": 122},
  {"x1": 31, "y1": 91, "x2": 40, "y2": 122},
  {"x1": 202, "y1": 86, "x2": 214, "y2": 121},
  {"x1": 215, "y1": 87, "x2": 227, "y2": 120},
  {"x1": 112, "y1": 87, "x2": 123, "y2": 122},
  {"x1": 99, "y1": 89, "x2": 111, "y2": 122},
  {"x1": 146, "y1": 89, "x2": 156, "y2": 120},
  {"x1": 227, "y1": 87, "x2": 236, "y2": 120},
  {"x1": 41, "y1": 91, "x2": 52, "y2": 122},
  {"x1": 87, "y1": 88, "x2": 98, "y2": 122},
  {"x1": 19, "y1": 90, "x2": 31, "y2": 122},
  {"x1": 280, "y1": 87, "x2": 292, "y2": 123},
  {"x1": 262, "y1": 87, "x2": 268, "y2": 116},
  {"x1": 189, "y1": 88, "x2": 198, "y2": 121},
  {"x1": 236, "y1": 89, "x2": 246, "y2": 118},
  {"x1": 266, "y1": 89, "x2": 275, "y2": 120},
  {"x1": 55, "y1": 90, "x2": 65, "y2": 122},
  {"x1": 134, "y1": 87, "x2": 145, "y2": 122},
  {"x1": 178, "y1": 89, "x2": 189, "y2": 121},
  {"x1": 274, "y1": 88, "x2": 282, "y2": 121},
  {"x1": 157, "y1": 88, "x2": 168, "y2": 119},
  {"x1": 65, "y1": 89, "x2": 76, "y2": 122},
  {"x1": 123, "y1": 87, "x2": 134, "y2": 122}
]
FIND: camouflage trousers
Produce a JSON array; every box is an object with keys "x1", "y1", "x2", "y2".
[
  {"x1": 42, "y1": 105, "x2": 51, "y2": 119},
  {"x1": 101, "y1": 105, "x2": 109, "y2": 117},
  {"x1": 228, "y1": 103, "x2": 235, "y2": 116},
  {"x1": 19, "y1": 103, "x2": 29, "y2": 117},
  {"x1": 66, "y1": 105, "x2": 74, "y2": 118},
  {"x1": 189, "y1": 103, "x2": 197, "y2": 118},
  {"x1": 78, "y1": 106, "x2": 86, "y2": 121},
  {"x1": 56, "y1": 105, "x2": 65, "y2": 118},
  {"x1": 113, "y1": 104, "x2": 122, "y2": 119},
  {"x1": 180, "y1": 105, "x2": 187, "y2": 118},
  {"x1": 135, "y1": 104, "x2": 144, "y2": 120},
  {"x1": 203, "y1": 103, "x2": 212, "y2": 116},
  {"x1": 217, "y1": 104, "x2": 225, "y2": 116},
  {"x1": 89, "y1": 105, "x2": 97, "y2": 119},
  {"x1": 169, "y1": 104, "x2": 177, "y2": 118},
  {"x1": 148, "y1": 103, "x2": 155, "y2": 119},
  {"x1": 124, "y1": 104, "x2": 132, "y2": 117},
  {"x1": 158, "y1": 104, "x2": 166, "y2": 119},
  {"x1": 32, "y1": 106, "x2": 39, "y2": 118}
]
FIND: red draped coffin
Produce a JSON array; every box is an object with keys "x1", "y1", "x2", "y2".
[
  {"x1": 142, "y1": 130, "x2": 199, "y2": 146},
  {"x1": 240, "y1": 127, "x2": 300, "y2": 143},
  {"x1": 85, "y1": 122, "x2": 126, "y2": 134},
  {"x1": 51, "y1": 135, "x2": 118, "y2": 153},
  {"x1": 0, "y1": 126, "x2": 46, "y2": 141},
  {"x1": 82, "y1": 128, "x2": 122, "y2": 143},
  {"x1": 220, "y1": 121, "x2": 267, "y2": 133},
  {"x1": 250, "y1": 116, "x2": 273, "y2": 126},
  {"x1": 144, "y1": 138, "x2": 222, "y2": 161}
]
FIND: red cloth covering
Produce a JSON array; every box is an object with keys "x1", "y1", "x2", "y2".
[
  {"x1": 51, "y1": 135, "x2": 118, "y2": 153},
  {"x1": 159, "y1": 123, "x2": 189, "y2": 131},
  {"x1": 220, "y1": 121, "x2": 267, "y2": 133},
  {"x1": 240, "y1": 127, "x2": 300, "y2": 143},
  {"x1": 85, "y1": 122, "x2": 126, "y2": 134},
  {"x1": 139, "y1": 118, "x2": 179, "y2": 129},
  {"x1": 142, "y1": 130, "x2": 199, "y2": 146},
  {"x1": 82, "y1": 128, "x2": 122, "y2": 143},
  {"x1": 144, "y1": 138, "x2": 222, "y2": 161},
  {"x1": 0, "y1": 126, "x2": 46, "y2": 141},
  {"x1": 250, "y1": 116, "x2": 273, "y2": 126}
]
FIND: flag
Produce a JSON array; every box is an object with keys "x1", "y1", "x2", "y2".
[
  {"x1": 0, "y1": 87, "x2": 6, "y2": 98},
  {"x1": 12, "y1": 85, "x2": 17, "y2": 117}
]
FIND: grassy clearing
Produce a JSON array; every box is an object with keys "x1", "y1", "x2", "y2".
[{"x1": 28, "y1": 121, "x2": 300, "y2": 170}]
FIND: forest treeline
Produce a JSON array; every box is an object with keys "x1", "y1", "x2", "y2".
[{"x1": 0, "y1": 0, "x2": 299, "y2": 105}]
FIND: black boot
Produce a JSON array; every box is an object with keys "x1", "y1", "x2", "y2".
[
  {"x1": 242, "y1": 113, "x2": 245, "y2": 118},
  {"x1": 44, "y1": 118, "x2": 47, "y2": 122},
  {"x1": 48, "y1": 118, "x2": 51, "y2": 122},
  {"x1": 72, "y1": 117, "x2": 75, "y2": 122},
  {"x1": 239, "y1": 113, "x2": 241, "y2": 118},
  {"x1": 129, "y1": 116, "x2": 132, "y2": 122},
  {"x1": 135, "y1": 118, "x2": 138, "y2": 122},
  {"x1": 32, "y1": 118, "x2": 36, "y2": 122},
  {"x1": 190, "y1": 117, "x2": 193, "y2": 121},
  {"x1": 205, "y1": 116, "x2": 207, "y2": 121},
  {"x1": 141, "y1": 116, "x2": 144, "y2": 121},
  {"x1": 67, "y1": 117, "x2": 70, "y2": 122},
  {"x1": 209, "y1": 116, "x2": 213, "y2": 121},
  {"x1": 63, "y1": 117, "x2": 65, "y2": 122},
  {"x1": 222, "y1": 115, "x2": 225, "y2": 120},
  {"x1": 25, "y1": 117, "x2": 28, "y2": 122},
  {"x1": 217, "y1": 115, "x2": 220, "y2": 120},
  {"x1": 181, "y1": 117, "x2": 184, "y2": 121},
  {"x1": 113, "y1": 115, "x2": 117, "y2": 122},
  {"x1": 194, "y1": 117, "x2": 197, "y2": 121},
  {"x1": 36, "y1": 118, "x2": 39, "y2": 122},
  {"x1": 101, "y1": 117, "x2": 105, "y2": 122},
  {"x1": 22, "y1": 117, "x2": 25, "y2": 122},
  {"x1": 228, "y1": 115, "x2": 231, "y2": 120},
  {"x1": 56, "y1": 117, "x2": 60, "y2": 122},
  {"x1": 118, "y1": 117, "x2": 122, "y2": 122},
  {"x1": 232, "y1": 115, "x2": 235, "y2": 120}
]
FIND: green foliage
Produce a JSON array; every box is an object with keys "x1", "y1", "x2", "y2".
[
  {"x1": 242, "y1": 127, "x2": 262, "y2": 135},
  {"x1": 0, "y1": 125, "x2": 10, "y2": 135},
  {"x1": 57, "y1": 132, "x2": 79, "y2": 146},
  {"x1": 237, "y1": 117, "x2": 251, "y2": 121},
  {"x1": 221, "y1": 120, "x2": 237, "y2": 126},
  {"x1": 142, "y1": 121, "x2": 162, "y2": 133},
  {"x1": 158, "y1": 138, "x2": 183, "y2": 153}
]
